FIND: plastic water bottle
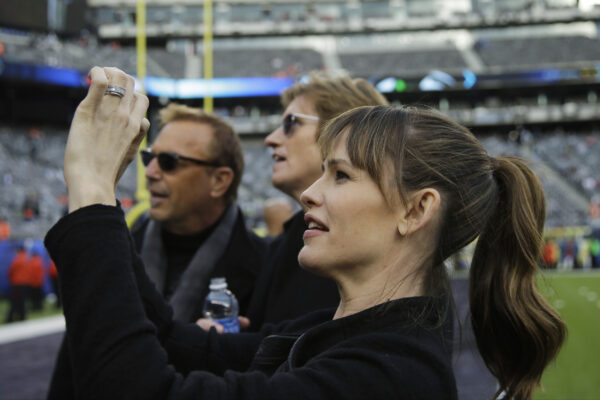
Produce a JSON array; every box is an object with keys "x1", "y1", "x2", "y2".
[{"x1": 202, "y1": 277, "x2": 240, "y2": 333}]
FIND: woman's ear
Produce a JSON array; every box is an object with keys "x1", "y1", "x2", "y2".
[
  {"x1": 397, "y1": 188, "x2": 441, "y2": 236},
  {"x1": 397, "y1": 213, "x2": 409, "y2": 236}
]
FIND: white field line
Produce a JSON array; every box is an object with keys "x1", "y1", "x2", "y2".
[{"x1": 0, "y1": 315, "x2": 65, "y2": 345}]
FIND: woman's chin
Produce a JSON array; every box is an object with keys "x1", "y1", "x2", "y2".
[{"x1": 298, "y1": 249, "x2": 330, "y2": 278}]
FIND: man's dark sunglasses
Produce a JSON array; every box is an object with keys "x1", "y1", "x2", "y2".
[
  {"x1": 282, "y1": 112, "x2": 319, "y2": 136},
  {"x1": 140, "y1": 149, "x2": 219, "y2": 172}
]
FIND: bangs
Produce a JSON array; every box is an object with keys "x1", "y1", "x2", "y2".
[{"x1": 318, "y1": 106, "x2": 408, "y2": 205}]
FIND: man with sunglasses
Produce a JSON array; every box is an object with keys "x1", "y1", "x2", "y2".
[{"x1": 130, "y1": 103, "x2": 266, "y2": 323}]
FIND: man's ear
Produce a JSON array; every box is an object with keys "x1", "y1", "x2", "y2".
[
  {"x1": 397, "y1": 188, "x2": 441, "y2": 236},
  {"x1": 209, "y1": 167, "x2": 234, "y2": 199}
]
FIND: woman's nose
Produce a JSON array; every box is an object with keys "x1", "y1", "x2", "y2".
[{"x1": 300, "y1": 177, "x2": 323, "y2": 210}]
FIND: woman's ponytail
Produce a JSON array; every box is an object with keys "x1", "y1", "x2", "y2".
[{"x1": 469, "y1": 156, "x2": 566, "y2": 400}]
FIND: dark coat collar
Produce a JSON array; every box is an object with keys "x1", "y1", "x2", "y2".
[
  {"x1": 287, "y1": 296, "x2": 449, "y2": 370},
  {"x1": 251, "y1": 296, "x2": 449, "y2": 376}
]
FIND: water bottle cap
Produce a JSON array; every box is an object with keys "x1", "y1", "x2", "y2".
[{"x1": 209, "y1": 277, "x2": 227, "y2": 290}]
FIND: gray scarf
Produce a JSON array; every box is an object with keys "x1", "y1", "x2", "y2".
[{"x1": 140, "y1": 203, "x2": 238, "y2": 322}]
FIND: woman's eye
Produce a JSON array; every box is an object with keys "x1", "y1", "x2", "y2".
[{"x1": 335, "y1": 170, "x2": 349, "y2": 181}]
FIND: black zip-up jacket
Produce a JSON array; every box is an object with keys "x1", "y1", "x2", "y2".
[{"x1": 45, "y1": 205, "x2": 458, "y2": 400}]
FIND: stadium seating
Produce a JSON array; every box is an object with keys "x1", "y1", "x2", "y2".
[
  {"x1": 535, "y1": 131, "x2": 600, "y2": 201},
  {"x1": 474, "y1": 35, "x2": 600, "y2": 68},
  {"x1": 339, "y1": 47, "x2": 467, "y2": 77},
  {"x1": 212, "y1": 48, "x2": 324, "y2": 78},
  {"x1": 480, "y1": 134, "x2": 590, "y2": 228},
  {"x1": 4, "y1": 28, "x2": 599, "y2": 81}
]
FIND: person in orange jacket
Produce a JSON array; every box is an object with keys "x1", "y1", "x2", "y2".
[
  {"x1": 5, "y1": 246, "x2": 31, "y2": 322},
  {"x1": 0, "y1": 217, "x2": 10, "y2": 240},
  {"x1": 542, "y1": 239, "x2": 559, "y2": 269},
  {"x1": 29, "y1": 252, "x2": 45, "y2": 311}
]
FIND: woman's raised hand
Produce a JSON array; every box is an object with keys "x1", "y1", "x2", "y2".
[{"x1": 64, "y1": 67, "x2": 150, "y2": 212}]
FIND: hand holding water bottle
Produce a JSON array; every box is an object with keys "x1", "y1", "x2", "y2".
[
  {"x1": 196, "y1": 315, "x2": 251, "y2": 334},
  {"x1": 201, "y1": 277, "x2": 247, "y2": 333}
]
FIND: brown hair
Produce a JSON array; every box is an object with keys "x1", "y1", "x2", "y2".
[
  {"x1": 319, "y1": 105, "x2": 566, "y2": 400},
  {"x1": 281, "y1": 71, "x2": 388, "y2": 136},
  {"x1": 159, "y1": 103, "x2": 244, "y2": 204}
]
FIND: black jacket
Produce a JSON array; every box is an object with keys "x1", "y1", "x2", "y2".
[
  {"x1": 45, "y1": 205, "x2": 458, "y2": 400},
  {"x1": 131, "y1": 208, "x2": 266, "y2": 320},
  {"x1": 245, "y1": 210, "x2": 339, "y2": 329}
]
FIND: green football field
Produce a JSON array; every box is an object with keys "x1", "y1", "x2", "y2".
[{"x1": 535, "y1": 272, "x2": 600, "y2": 400}]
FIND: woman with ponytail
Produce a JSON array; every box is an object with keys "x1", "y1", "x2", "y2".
[{"x1": 46, "y1": 67, "x2": 564, "y2": 399}]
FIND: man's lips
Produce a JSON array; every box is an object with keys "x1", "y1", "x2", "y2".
[
  {"x1": 148, "y1": 189, "x2": 168, "y2": 205},
  {"x1": 149, "y1": 190, "x2": 167, "y2": 198},
  {"x1": 272, "y1": 153, "x2": 286, "y2": 162}
]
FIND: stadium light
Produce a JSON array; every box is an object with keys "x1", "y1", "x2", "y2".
[
  {"x1": 419, "y1": 70, "x2": 456, "y2": 91},
  {"x1": 462, "y1": 69, "x2": 477, "y2": 89},
  {"x1": 395, "y1": 79, "x2": 407, "y2": 92},
  {"x1": 375, "y1": 77, "x2": 397, "y2": 93}
]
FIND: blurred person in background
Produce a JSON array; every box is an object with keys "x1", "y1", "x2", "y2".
[
  {"x1": 542, "y1": 239, "x2": 559, "y2": 269},
  {"x1": 28, "y1": 127, "x2": 43, "y2": 159},
  {"x1": 590, "y1": 236, "x2": 600, "y2": 268},
  {"x1": 131, "y1": 103, "x2": 266, "y2": 323},
  {"x1": 28, "y1": 251, "x2": 45, "y2": 311},
  {"x1": 562, "y1": 237, "x2": 578, "y2": 269},
  {"x1": 575, "y1": 236, "x2": 590, "y2": 269},
  {"x1": 262, "y1": 197, "x2": 294, "y2": 238},
  {"x1": 0, "y1": 214, "x2": 10, "y2": 240},
  {"x1": 5, "y1": 245, "x2": 30, "y2": 322},
  {"x1": 22, "y1": 190, "x2": 40, "y2": 221}
]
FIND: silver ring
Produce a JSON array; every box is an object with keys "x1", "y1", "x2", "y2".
[{"x1": 104, "y1": 84, "x2": 126, "y2": 98}]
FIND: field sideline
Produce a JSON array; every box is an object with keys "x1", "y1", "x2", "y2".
[{"x1": 536, "y1": 272, "x2": 600, "y2": 400}]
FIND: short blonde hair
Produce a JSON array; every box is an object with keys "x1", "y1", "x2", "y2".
[{"x1": 281, "y1": 71, "x2": 388, "y2": 139}]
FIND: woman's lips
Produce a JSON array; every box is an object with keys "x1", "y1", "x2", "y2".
[{"x1": 303, "y1": 214, "x2": 329, "y2": 239}]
